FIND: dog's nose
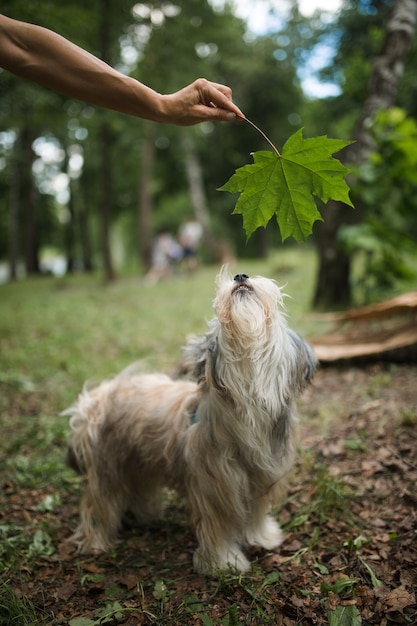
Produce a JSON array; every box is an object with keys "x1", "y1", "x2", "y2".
[{"x1": 234, "y1": 274, "x2": 249, "y2": 284}]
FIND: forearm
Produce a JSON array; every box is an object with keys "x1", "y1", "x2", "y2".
[{"x1": 0, "y1": 15, "x2": 165, "y2": 120}]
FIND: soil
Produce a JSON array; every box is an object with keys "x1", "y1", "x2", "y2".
[{"x1": 2, "y1": 363, "x2": 417, "y2": 625}]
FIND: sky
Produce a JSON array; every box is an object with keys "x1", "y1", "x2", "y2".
[{"x1": 211, "y1": 0, "x2": 343, "y2": 98}]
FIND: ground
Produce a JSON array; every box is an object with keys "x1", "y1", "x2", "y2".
[{"x1": 1, "y1": 363, "x2": 416, "y2": 625}]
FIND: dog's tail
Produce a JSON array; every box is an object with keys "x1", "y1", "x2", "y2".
[{"x1": 62, "y1": 381, "x2": 111, "y2": 475}]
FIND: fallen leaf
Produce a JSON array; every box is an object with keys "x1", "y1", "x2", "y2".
[
  {"x1": 384, "y1": 587, "x2": 416, "y2": 612},
  {"x1": 120, "y1": 573, "x2": 138, "y2": 590},
  {"x1": 57, "y1": 582, "x2": 77, "y2": 601}
]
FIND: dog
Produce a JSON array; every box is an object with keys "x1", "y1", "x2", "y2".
[{"x1": 64, "y1": 268, "x2": 316, "y2": 575}]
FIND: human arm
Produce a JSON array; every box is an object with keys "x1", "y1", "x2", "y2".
[{"x1": 0, "y1": 14, "x2": 244, "y2": 125}]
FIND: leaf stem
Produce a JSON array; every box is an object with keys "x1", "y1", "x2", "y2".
[{"x1": 243, "y1": 117, "x2": 281, "y2": 157}]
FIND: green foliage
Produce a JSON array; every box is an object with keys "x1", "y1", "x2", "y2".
[
  {"x1": 341, "y1": 107, "x2": 417, "y2": 302},
  {"x1": 327, "y1": 604, "x2": 362, "y2": 626},
  {"x1": 0, "y1": 581, "x2": 38, "y2": 626},
  {"x1": 343, "y1": 536, "x2": 383, "y2": 589},
  {"x1": 152, "y1": 580, "x2": 169, "y2": 603},
  {"x1": 28, "y1": 529, "x2": 55, "y2": 558},
  {"x1": 68, "y1": 601, "x2": 125, "y2": 626},
  {"x1": 339, "y1": 221, "x2": 415, "y2": 302},
  {"x1": 289, "y1": 456, "x2": 355, "y2": 531},
  {"x1": 316, "y1": 0, "x2": 393, "y2": 110},
  {"x1": 322, "y1": 576, "x2": 362, "y2": 626},
  {"x1": 210, "y1": 568, "x2": 282, "y2": 625},
  {"x1": 219, "y1": 129, "x2": 353, "y2": 242},
  {"x1": 321, "y1": 577, "x2": 358, "y2": 596}
]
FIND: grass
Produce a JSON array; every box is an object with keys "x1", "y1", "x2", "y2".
[{"x1": 0, "y1": 581, "x2": 39, "y2": 626}]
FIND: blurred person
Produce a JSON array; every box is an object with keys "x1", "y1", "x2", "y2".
[
  {"x1": 145, "y1": 229, "x2": 183, "y2": 285},
  {"x1": 178, "y1": 218, "x2": 203, "y2": 273},
  {"x1": 0, "y1": 14, "x2": 244, "y2": 125}
]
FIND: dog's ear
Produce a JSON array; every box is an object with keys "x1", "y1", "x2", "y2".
[
  {"x1": 180, "y1": 333, "x2": 214, "y2": 383},
  {"x1": 180, "y1": 331, "x2": 223, "y2": 392},
  {"x1": 288, "y1": 328, "x2": 317, "y2": 390},
  {"x1": 206, "y1": 335, "x2": 223, "y2": 392}
]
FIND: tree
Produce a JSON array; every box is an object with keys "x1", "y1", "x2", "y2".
[
  {"x1": 138, "y1": 121, "x2": 156, "y2": 271},
  {"x1": 312, "y1": 0, "x2": 417, "y2": 308}
]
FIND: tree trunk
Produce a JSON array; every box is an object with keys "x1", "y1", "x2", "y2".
[
  {"x1": 78, "y1": 171, "x2": 95, "y2": 272},
  {"x1": 62, "y1": 149, "x2": 76, "y2": 274},
  {"x1": 313, "y1": 0, "x2": 417, "y2": 309},
  {"x1": 99, "y1": 122, "x2": 116, "y2": 281},
  {"x1": 78, "y1": 183, "x2": 94, "y2": 272},
  {"x1": 64, "y1": 188, "x2": 76, "y2": 274},
  {"x1": 98, "y1": 0, "x2": 115, "y2": 281},
  {"x1": 8, "y1": 142, "x2": 20, "y2": 281},
  {"x1": 138, "y1": 121, "x2": 155, "y2": 272},
  {"x1": 182, "y1": 130, "x2": 229, "y2": 262},
  {"x1": 313, "y1": 200, "x2": 355, "y2": 309},
  {"x1": 20, "y1": 127, "x2": 39, "y2": 275},
  {"x1": 182, "y1": 131, "x2": 211, "y2": 233}
]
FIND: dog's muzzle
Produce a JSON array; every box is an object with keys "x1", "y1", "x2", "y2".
[{"x1": 232, "y1": 273, "x2": 254, "y2": 295}]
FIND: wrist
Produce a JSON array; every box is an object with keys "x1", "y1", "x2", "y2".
[
  {"x1": 155, "y1": 93, "x2": 182, "y2": 124},
  {"x1": 124, "y1": 77, "x2": 165, "y2": 122}
]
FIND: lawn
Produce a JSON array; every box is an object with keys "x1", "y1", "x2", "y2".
[{"x1": 1, "y1": 250, "x2": 416, "y2": 625}]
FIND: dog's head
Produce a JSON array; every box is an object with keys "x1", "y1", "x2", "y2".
[
  {"x1": 182, "y1": 267, "x2": 288, "y2": 388},
  {"x1": 182, "y1": 267, "x2": 315, "y2": 402},
  {"x1": 213, "y1": 266, "x2": 285, "y2": 340}
]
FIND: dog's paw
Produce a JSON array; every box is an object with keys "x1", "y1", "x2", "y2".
[
  {"x1": 193, "y1": 545, "x2": 250, "y2": 575},
  {"x1": 246, "y1": 515, "x2": 283, "y2": 550},
  {"x1": 67, "y1": 527, "x2": 114, "y2": 554}
]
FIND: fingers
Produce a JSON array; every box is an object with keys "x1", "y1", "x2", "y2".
[
  {"x1": 207, "y1": 82, "x2": 233, "y2": 102},
  {"x1": 194, "y1": 78, "x2": 245, "y2": 120}
]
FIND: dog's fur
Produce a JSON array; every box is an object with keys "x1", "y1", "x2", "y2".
[{"x1": 64, "y1": 268, "x2": 316, "y2": 575}]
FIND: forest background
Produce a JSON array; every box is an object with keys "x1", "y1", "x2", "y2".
[{"x1": 1, "y1": 0, "x2": 417, "y2": 307}]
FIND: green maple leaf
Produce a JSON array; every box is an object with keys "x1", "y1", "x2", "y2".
[{"x1": 218, "y1": 127, "x2": 354, "y2": 242}]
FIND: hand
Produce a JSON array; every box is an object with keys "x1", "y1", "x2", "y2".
[{"x1": 159, "y1": 78, "x2": 245, "y2": 126}]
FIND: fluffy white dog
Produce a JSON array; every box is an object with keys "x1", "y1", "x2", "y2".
[{"x1": 65, "y1": 268, "x2": 316, "y2": 575}]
